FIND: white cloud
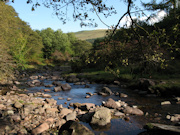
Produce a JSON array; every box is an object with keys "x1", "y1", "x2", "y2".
[
  {"x1": 117, "y1": 10, "x2": 167, "y2": 27},
  {"x1": 149, "y1": 10, "x2": 167, "y2": 24}
]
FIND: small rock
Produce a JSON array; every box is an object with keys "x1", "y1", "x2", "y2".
[
  {"x1": 119, "y1": 93, "x2": 128, "y2": 98},
  {"x1": 67, "y1": 98, "x2": 72, "y2": 101},
  {"x1": 61, "y1": 83, "x2": 72, "y2": 91},
  {"x1": 66, "y1": 112, "x2": 76, "y2": 121},
  {"x1": 58, "y1": 97, "x2": 64, "y2": 100},
  {"x1": 44, "y1": 89, "x2": 51, "y2": 92},
  {"x1": 31, "y1": 122, "x2": 49, "y2": 135},
  {"x1": 43, "y1": 94, "x2": 52, "y2": 98},
  {"x1": 101, "y1": 87, "x2": 112, "y2": 95},
  {"x1": 124, "y1": 116, "x2": 130, "y2": 121},
  {"x1": 54, "y1": 87, "x2": 62, "y2": 92},
  {"x1": 114, "y1": 81, "x2": 120, "y2": 85},
  {"x1": 14, "y1": 101, "x2": 23, "y2": 109},
  {"x1": 59, "y1": 108, "x2": 73, "y2": 117},
  {"x1": 85, "y1": 95, "x2": 91, "y2": 98},
  {"x1": 114, "y1": 111, "x2": 125, "y2": 117},
  {"x1": 161, "y1": 101, "x2": 171, "y2": 105},
  {"x1": 86, "y1": 92, "x2": 93, "y2": 96}
]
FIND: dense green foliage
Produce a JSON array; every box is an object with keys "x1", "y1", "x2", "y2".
[
  {"x1": 72, "y1": 7, "x2": 180, "y2": 78},
  {"x1": 0, "y1": 2, "x2": 44, "y2": 80},
  {"x1": 37, "y1": 28, "x2": 92, "y2": 64},
  {"x1": 0, "y1": 2, "x2": 92, "y2": 80}
]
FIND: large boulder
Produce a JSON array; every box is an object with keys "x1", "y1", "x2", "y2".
[
  {"x1": 61, "y1": 83, "x2": 72, "y2": 91},
  {"x1": 59, "y1": 121, "x2": 94, "y2": 135},
  {"x1": 90, "y1": 107, "x2": 111, "y2": 126}
]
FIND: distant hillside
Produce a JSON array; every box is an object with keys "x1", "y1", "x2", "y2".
[{"x1": 74, "y1": 29, "x2": 107, "y2": 43}]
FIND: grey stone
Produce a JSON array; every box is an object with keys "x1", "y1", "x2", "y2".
[{"x1": 90, "y1": 107, "x2": 111, "y2": 126}]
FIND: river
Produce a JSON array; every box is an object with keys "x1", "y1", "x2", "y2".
[{"x1": 20, "y1": 71, "x2": 179, "y2": 135}]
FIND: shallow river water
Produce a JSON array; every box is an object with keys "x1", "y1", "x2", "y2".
[{"x1": 23, "y1": 73, "x2": 179, "y2": 135}]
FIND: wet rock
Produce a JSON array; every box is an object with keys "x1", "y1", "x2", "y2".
[
  {"x1": 31, "y1": 122, "x2": 49, "y2": 135},
  {"x1": 54, "y1": 86, "x2": 62, "y2": 92},
  {"x1": 103, "y1": 98, "x2": 119, "y2": 109},
  {"x1": 90, "y1": 107, "x2": 111, "y2": 126},
  {"x1": 61, "y1": 83, "x2": 72, "y2": 91},
  {"x1": 100, "y1": 87, "x2": 112, "y2": 95},
  {"x1": 59, "y1": 120, "x2": 94, "y2": 135}
]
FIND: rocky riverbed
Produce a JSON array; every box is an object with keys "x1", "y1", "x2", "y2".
[{"x1": 0, "y1": 69, "x2": 179, "y2": 135}]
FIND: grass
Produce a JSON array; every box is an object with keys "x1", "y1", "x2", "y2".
[
  {"x1": 74, "y1": 29, "x2": 107, "y2": 41},
  {"x1": 65, "y1": 68, "x2": 117, "y2": 83}
]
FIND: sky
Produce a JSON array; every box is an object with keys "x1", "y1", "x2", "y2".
[{"x1": 9, "y1": 0, "x2": 166, "y2": 33}]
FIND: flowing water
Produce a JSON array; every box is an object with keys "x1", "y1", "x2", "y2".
[{"x1": 22, "y1": 73, "x2": 180, "y2": 135}]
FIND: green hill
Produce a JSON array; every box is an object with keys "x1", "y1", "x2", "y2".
[{"x1": 74, "y1": 29, "x2": 107, "y2": 43}]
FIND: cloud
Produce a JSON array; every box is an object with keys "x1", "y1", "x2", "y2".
[
  {"x1": 149, "y1": 10, "x2": 167, "y2": 24},
  {"x1": 117, "y1": 10, "x2": 167, "y2": 28}
]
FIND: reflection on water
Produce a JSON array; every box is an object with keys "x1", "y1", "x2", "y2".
[{"x1": 25, "y1": 78, "x2": 180, "y2": 135}]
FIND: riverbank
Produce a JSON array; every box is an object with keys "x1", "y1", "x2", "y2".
[
  {"x1": 0, "y1": 66, "x2": 179, "y2": 134},
  {"x1": 64, "y1": 68, "x2": 180, "y2": 97}
]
